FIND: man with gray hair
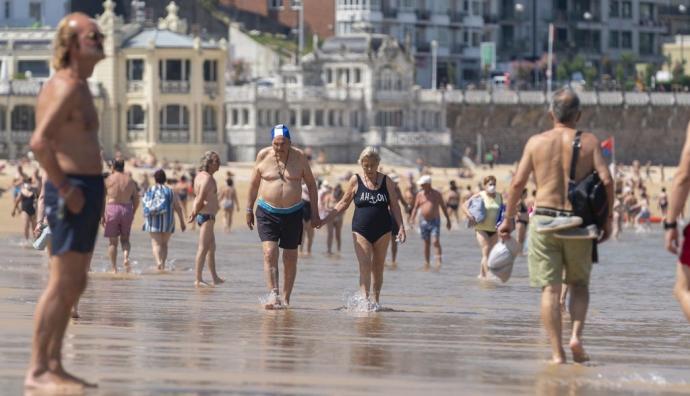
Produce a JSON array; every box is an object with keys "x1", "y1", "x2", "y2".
[
  {"x1": 189, "y1": 151, "x2": 224, "y2": 287},
  {"x1": 498, "y1": 88, "x2": 613, "y2": 364}
]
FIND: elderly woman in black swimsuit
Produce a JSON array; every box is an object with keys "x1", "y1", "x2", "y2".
[
  {"x1": 12, "y1": 177, "x2": 37, "y2": 242},
  {"x1": 321, "y1": 147, "x2": 406, "y2": 308}
]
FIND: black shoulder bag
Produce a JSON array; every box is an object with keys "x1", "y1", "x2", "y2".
[{"x1": 568, "y1": 131, "x2": 609, "y2": 262}]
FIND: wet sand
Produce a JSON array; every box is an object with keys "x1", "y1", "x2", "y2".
[{"x1": 0, "y1": 223, "x2": 688, "y2": 395}]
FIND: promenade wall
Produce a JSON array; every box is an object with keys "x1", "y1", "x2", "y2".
[{"x1": 447, "y1": 91, "x2": 690, "y2": 165}]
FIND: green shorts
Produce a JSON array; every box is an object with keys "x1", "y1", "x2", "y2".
[{"x1": 527, "y1": 215, "x2": 593, "y2": 288}]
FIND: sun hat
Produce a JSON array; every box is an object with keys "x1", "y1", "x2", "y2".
[{"x1": 416, "y1": 175, "x2": 432, "y2": 185}]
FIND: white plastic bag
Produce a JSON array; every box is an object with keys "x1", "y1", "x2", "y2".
[{"x1": 487, "y1": 238, "x2": 520, "y2": 283}]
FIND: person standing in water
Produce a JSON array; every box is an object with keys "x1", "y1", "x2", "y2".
[
  {"x1": 320, "y1": 147, "x2": 406, "y2": 308},
  {"x1": 26, "y1": 13, "x2": 107, "y2": 390},
  {"x1": 12, "y1": 177, "x2": 37, "y2": 243},
  {"x1": 102, "y1": 159, "x2": 139, "y2": 273},
  {"x1": 189, "y1": 151, "x2": 224, "y2": 288},
  {"x1": 499, "y1": 88, "x2": 613, "y2": 364},
  {"x1": 410, "y1": 175, "x2": 451, "y2": 271},
  {"x1": 219, "y1": 177, "x2": 239, "y2": 232},
  {"x1": 463, "y1": 176, "x2": 503, "y2": 279},
  {"x1": 664, "y1": 121, "x2": 690, "y2": 323},
  {"x1": 247, "y1": 125, "x2": 321, "y2": 309}
]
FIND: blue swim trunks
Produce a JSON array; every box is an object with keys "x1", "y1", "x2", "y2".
[
  {"x1": 419, "y1": 217, "x2": 441, "y2": 241},
  {"x1": 45, "y1": 175, "x2": 105, "y2": 256},
  {"x1": 196, "y1": 213, "x2": 215, "y2": 226}
]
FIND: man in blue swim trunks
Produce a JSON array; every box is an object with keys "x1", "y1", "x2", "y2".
[
  {"x1": 189, "y1": 151, "x2": 224, "y2": 288},
  {"x1": 410, "y1": 175, "x2": 452, "y2": 271},
  {"x1": 247, "y1": 124, "x2": 321, "y2": 309},
  {"x1": 25, "y1": 13, "x2": 105, "y2": 391}
]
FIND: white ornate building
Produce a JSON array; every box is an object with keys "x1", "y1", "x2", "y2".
[
  {"x1": 0, "y1": 0, "x2": 228, "y2": 162},
  {"x1": 225, "y1": 33, "x2": 451, "y2": 165}
]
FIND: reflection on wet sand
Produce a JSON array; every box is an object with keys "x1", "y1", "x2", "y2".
[
  {"x1": 0, "y1": 229, "x2": 688, "y2": 395},
  {"x1": 350, "y1": 315, "x2": 391, "y2": 372}
]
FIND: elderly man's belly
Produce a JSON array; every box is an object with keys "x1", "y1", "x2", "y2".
[
  {"x1": 55, "y1": 142, "x2": 103, "y2": 175},
  {"x1": 259, "y1": 181, "x2": 302, "y2": 208}
]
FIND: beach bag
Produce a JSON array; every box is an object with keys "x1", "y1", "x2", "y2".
[
  {"x1": 567, "y1": 131, "x2": 609, "y2": 229},
  {"x1": 467, "y1": 195, "x2": 486, "y2": 224},
  {"x1": 488, "y1": 238, "x2": 520, "y2": 283},
  {"x1": 143, "y1": 186, "x2": 170, "y2": 216}
]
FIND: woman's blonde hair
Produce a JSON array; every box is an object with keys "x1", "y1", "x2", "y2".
[
  {"x1": 52, "y1": 15, "x2": 80, "y2": 71},
  {"x1": 358, "y1": 146, "x2": 380, "y2": 165}
]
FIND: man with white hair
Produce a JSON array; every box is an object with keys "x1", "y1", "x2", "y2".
[
  {"x1": 247, "y1": 124, "x2": 321, "y2": 309},
  {"x1": 410, "y1": 175, "x2": 451, "y2": 271}
]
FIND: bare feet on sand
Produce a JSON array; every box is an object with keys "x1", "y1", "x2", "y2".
[
  {"x1": 551, "y1": 348, "x2": 567, "y2": 364},
  {"x1": 124, "y1": 259, "x2": 131, "y2": 273},
  {"x1": 264, "y1": 292, "x2": 283, "y2": 310},
  {"x1": 70, "y1": 308, "x2": 80, "y2": 319},
  {"x1": 212, "y1": 277, "x2": 225, "y2": 286},
  {"x1": 195, "y1": 280, "x2": 213, "y2": 288},
  {"x1": 570, "y1": 338, "x2": 590, "y2": 363},
  {"x1": 25, "y1": 368, "x2": 97, "y2": 392}
]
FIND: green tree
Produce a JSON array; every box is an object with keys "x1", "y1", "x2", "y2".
[
  {"x1": 614, "y1": 63, "x2": 625, "y2": 86},
  {"x1": 644, "y1": 63, "x2": 657, "y2": 86},
  {"x1": 584, "y1": 65, "x2": 597, "y2": 86},
  {"x1": 556, "y1": 62, "x2": 569, "y2": 82}
]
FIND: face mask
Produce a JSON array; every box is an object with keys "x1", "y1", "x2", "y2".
[{"x1": 486, "y1": 185, "x2": 496, "y2": 194}]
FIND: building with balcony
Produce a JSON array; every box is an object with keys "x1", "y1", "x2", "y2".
[
  {"x1": 335, "y1": 0, "x2": 486, "y2": 88},
  {"x1": 0, "y1": 29, "x2": 106, "y2": 158},
  {"x1": 0, "y1": 0, "x2": 227, "y2": 161},
  {"x1": 94, "y1": 0, "x2": 227, "y2": 162},
  {"x1": 485, "y1": 0, "x2": 669, "y2": 68},
  {"x1": 225, "y1": 33, "x2": 451, "y2": 165},
  {"x1": 0, "y1": 0, "x2": 69, "y2": 28}
]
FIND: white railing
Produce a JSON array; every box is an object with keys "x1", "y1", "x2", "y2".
[
  {"x1": 159, "y1": 130, "x2": 189, "y2": 143},
  {"x1": 160, "y1": 81, "x2": 190, "y2": 94},
  {"x1": 624, "y1": 92, "x2": 649, "y2": 105},
  {"x1": 127, "y1": 81, "x2": 144, "y2": 93},
  {"x1": 11, "y1": 131, "x2": 32, "y2": 143},
  {"x1": 204, "y1": 82, "x2": 219, "y2": 96},
  {"x1": 127, "y1": 130, "x2": 146, "y2": 142},
  {"x1": 492, "y1": 90, "x2": 519, "y2": 104},
  {"x1": 202, "y1": 131, "x2": 218, "y2": 143},
  {"x1": 384, "y1": 130, "x2": 451, "y2": 146}
]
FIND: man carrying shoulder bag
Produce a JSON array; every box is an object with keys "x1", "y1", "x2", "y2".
[{"x1": 498, "y1": 88, "x2": 614, "y2": 364}]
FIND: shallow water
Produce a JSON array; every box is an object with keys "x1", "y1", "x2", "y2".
[{"x1": 0, "y1": 225, "x2": 688, "y2": 395}]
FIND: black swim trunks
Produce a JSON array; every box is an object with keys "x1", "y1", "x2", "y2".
[
  {"x1": 301, "y1": 200, "x2": 312, "y2": 222},
  {"x1": 256, "y1": 202, "x2": 303, "y2": 249},
  {"x1": 45, "y1": 175, "x2": 105, "y2": 256}
]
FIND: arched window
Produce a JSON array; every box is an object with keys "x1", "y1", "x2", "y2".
[{"x1": 159, "y1": 105, "x2": 189, "y2": 143}]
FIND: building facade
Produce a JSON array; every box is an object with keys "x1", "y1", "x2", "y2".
[
  {"x1": 485, "y1": 0, "x2": 670, "y2": 67},
  {"x1": 0, "y1": 0, "x2": 227, "y2": 162},
  {"x1": 225, "y1": 33, "x2": 451, "y2": 165},
  {"x1": 335, "y1": 0, "x2": 485, "y2": 88},
  {"x1": 0, "y1": 28, "x2": 105, "y2": 158},
  {"x1": 0, "y1": 0, "x2": 69, "y2": 28},
  {"x1": 220, "y1": 0, "x2": 336, "y2": 40}
]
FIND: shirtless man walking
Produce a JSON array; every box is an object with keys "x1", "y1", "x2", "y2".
[
  {"x1": 498, "y1": 88, "x2": 613, "y2": 364},
  {"x1": 247, "y1": 125, "x2": 320, "y2": 309},
  {"x1": 410, "y1": 175, "x2": 451, "y2": 271},
  {"x1": 26, "y1": 13, "x2": 105, "y2": 390},
  {"x1": 189, "y1": 151, "x2": 224, "y2": 287},
  {"x1": 103, "y1": 159, "x2": 139, "y2": 273}
]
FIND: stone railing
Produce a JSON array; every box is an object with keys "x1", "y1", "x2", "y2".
[
  {"x1": 0, "y1": 80, "x2": 102, "y2": 97},
  {"x1": 202, "y1": 131, "x2": 218, "y2": 143},
  {"x1": 160, "y1": 81, "x2": 190, "y2": 94},
  {"x1": 127, "y1": 130, "x2": 146, "y2": 142},
  {"x1": 363, "y1": 129, "x2": 451, "y2": 147},
  {"x1": 444, "y1": 90, "x2": 690, "y2": 106},
  {"x1": 204, "y1": 82, "x2": 219, "y2": 96},
  {"x1": 127, "y1": 81, "x2": 144, "y2": 93},
  {"x1": 12, "y1": 131, "x2": 32, "y2": 143}
]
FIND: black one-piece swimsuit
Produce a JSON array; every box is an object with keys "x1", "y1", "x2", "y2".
[{"x1": 352, "y1": 174, "x2": 392, "y2": 243}]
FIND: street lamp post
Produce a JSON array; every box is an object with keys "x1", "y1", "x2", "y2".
[
  {"x1": 680, "y1": 5, "x2": 688, "y2": 75},
  {"x1": 515, "y1": 3, "x2": 525, "y2": 87},
  {"x1": 431, "y1": 40, "x2": 438, "y2": 90},
  {"x1": 291, "y1": 0, "x2": 304, "y2": 64}
]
